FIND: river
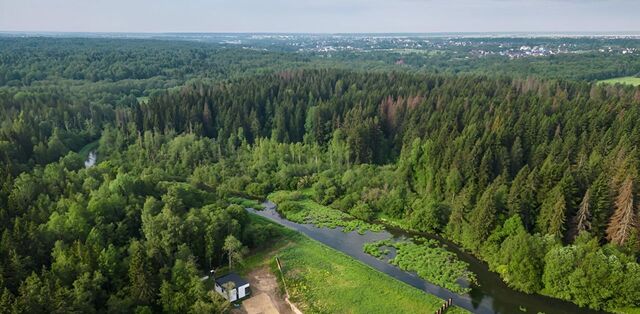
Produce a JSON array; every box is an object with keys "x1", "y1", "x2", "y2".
[
  {"x1": 248, "y1": 201, "x2": 606, "y2": 314},
  {"x1": 84, "y1": 151, "x2": 97, "y2": 168}
]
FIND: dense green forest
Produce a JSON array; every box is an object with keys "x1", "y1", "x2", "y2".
[
  {"x1": 2, "y1": 37, "x2": 640, "y2": 312},
  {"x1": 97, "y1": 70, "x2": 640, "y2": 310}
]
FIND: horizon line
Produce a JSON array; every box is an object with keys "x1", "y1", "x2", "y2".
[{"x1": 2, "y1": 30, "x2": 640, "y2": 37}]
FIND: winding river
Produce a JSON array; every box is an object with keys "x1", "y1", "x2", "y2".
[
  {"x1": 248, "y1": 201, "x2": 606, "y2": 314},
  {"x1": 84, "y1": 151, "x2": 97, "y2": 168}
]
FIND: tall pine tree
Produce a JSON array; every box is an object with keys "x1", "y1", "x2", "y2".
[
  {"x1": 537, "y1": 184, "x2": 567, "y2": 238},
  {"x1": 606, "y1": 176, "x2": 637, "y2": 246}
]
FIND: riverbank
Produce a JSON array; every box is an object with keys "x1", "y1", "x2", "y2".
[
  {"x1": 250, "y1": 198, "x2": 611, "y2": 314},
  {"x1": 244, "y1": 214, "x2": 468, "y2": 314},
  {"x1": 267, "y1": 190, "x2": 475, "y2": 297}
]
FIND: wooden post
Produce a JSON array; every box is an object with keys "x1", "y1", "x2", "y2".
[
  {"x1": 435, "y1": 298, "x2": 453, "y2": 314},
  {"x1": 275, "y1": 257, "x2": 289, "y2": 297}
]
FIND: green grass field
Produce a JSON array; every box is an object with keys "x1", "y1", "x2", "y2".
[
  {"x1": 246, "y1": 215, "x2": 469, "y2": 314},
  {"x1": 599, "y1": 76, "x2": 640, "y2": 86}
]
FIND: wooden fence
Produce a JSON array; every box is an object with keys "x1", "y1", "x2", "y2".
[{"x1": 434, "y1": 298, "x2": 453, "y2": 314}]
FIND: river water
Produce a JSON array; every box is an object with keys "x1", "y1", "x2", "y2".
[
  {"x1": 84, "y1": 151, "x2": 97, "y2": 168},
  {"x1": 248, "y1": 201, "x2": 606, "y2": 314}
]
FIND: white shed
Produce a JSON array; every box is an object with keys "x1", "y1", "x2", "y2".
[{"x1": 214, "y1": 273, "x2": 251, "y2": 302}]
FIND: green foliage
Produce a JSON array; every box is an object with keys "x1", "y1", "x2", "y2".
[
  {"x1": 542, "y1": 236, "x2": 640, "y2": 310},
  {"x1": 311, "y1": 174, "x2": 340, "y2": 205},
  {"x1": 159, "y1": 258, "x2": 229, "y2": 313},
  {"x1": 363, "y1": 238, "x2": 476, "y2": 294},
  {"x1": 463, "y1": 182, "x2": 507, "y2": 251},
  {"x1": 507, "y1": 166, "x2": 537, "y2": 230},
  {"x1": 362, "y1": 239, "x2": 392, "y2": 259},
  {"x1": 228, "y1": 197, "x2": 265, "y2": 210},
  {"x1": 409, "y1": 198, "x2": 449, "y2": 233},
  {"x1": 3, "y1": 37, "x2": 640, "y2": 312},
  {"x1": 498, "y1": 231, "x2": 545, "y2": 293},
  {"x1": 270, "y1": 190, "x2": 384, "y2": 234},
  {"x1": 0, "y1": 131, "x2": 277, "y2": 312},
  {"x1": 126, "y1": 236, "x2": 161, "y2": 303},
  {"x1": 349, "y1": 201, "x2": 375, "y2": 221},
  {"x1": 537, "y1": 185, "x2": 567, "y2": 238},
  {"x1": 223, "y1": 235, "x2": 247, "y2": 269}
]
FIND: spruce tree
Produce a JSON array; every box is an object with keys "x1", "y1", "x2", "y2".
[
  {"x1": 589, "y1": 175, "x2": 612, "y2": 239},
  {"x1": 569, "y1": 189, "x2": 592, "y2": 241},
  {"x1": 507, "y1": 165, "x2": 535, "y2": 228},
  {"x1": 128, "y1": 241, "x2": 155, "y2": 305},
  {"x1": 537, "y1": 185, "x2": 567, "y2": 238},
  {"x1": 606, "y1": 176, "x2": 637, "y2": 246}
]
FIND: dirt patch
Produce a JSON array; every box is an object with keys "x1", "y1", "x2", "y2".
[
  {"x1": 231, "y1": 266, "x2": 295, "y2": 314},
  {"x1": 242, "y1": 293, "x2": 279, "y2": 314}
]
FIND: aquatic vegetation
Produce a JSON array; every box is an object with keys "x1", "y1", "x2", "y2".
[
  {"x1": 363, "y1": 239, "x2": 393, "y2": 259},
  {"x1": 363, "y1": 238, "x2": 476, "y2": 294},
  {"x1": 269, "y1": 190, "x2": 384, "y2": 233}
]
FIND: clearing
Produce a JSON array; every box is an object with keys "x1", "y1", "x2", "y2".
[
  {"x1": 232, "y1": 266, "x2": 294, "y2": 314},
  {"x1": 599, "y1": 76, "x2": 640, "y2": 86}
]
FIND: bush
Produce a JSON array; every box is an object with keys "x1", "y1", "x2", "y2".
[
  {"x1": 278, "y1": 201, "x2": 303, "y2": 215},
  {"x1": 271, "y1": 191, "x2": 304, "y2": 204},
  {"x1": 246, "y1": 182, "x2": 269, "y2": 199},
  {"x1": 312, "y1": 176, "x2": 340, "y2": 205},
  {"x1": 331, "y1": 192, "x2": 359, "y2": 211},
  {"x1": 350, "y1": 201, "x2": 376, "y2": 221},
  {"x1": 375, "y1": 188, "x2": 406, "y2": 218}
]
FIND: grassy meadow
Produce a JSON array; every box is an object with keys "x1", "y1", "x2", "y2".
[{"x1": 599, "y1": 76, "x2": 640, "y2": 86}]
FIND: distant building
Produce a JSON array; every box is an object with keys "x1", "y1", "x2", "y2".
[{"x1": 214, "y1": 273, "x2": 251, "y2": 302}]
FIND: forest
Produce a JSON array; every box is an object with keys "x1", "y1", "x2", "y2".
[{"x1": 2, "y1": 37, "x2": 640, "y2": 313}]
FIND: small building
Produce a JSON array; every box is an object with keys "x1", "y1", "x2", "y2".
[{"x1": 214, "y1": 273, "x2": 251, "y2": 302}]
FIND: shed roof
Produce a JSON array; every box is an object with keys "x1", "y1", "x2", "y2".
[{"x1": 215, "y1": 273, "x2": 249, "y2": 288}]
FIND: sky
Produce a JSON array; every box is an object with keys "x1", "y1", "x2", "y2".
[{"x1": 1, "y1": 0, "x2": 639, "y2": 33}]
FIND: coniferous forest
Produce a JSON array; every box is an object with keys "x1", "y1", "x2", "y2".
[{"x1": 2, "y1": 37, "x2": 640, "y2": 313}]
